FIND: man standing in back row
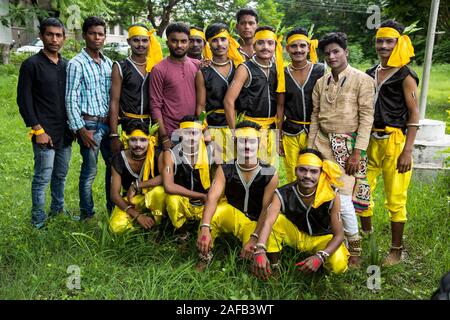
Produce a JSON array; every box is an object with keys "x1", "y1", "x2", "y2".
[{"x1": 150, "y1": 22, "x2": 201, "y2": 151}]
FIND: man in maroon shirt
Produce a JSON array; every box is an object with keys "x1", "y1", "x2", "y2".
[{"x1": 150, "y1": 22, "x2": 201, "y2": 151}]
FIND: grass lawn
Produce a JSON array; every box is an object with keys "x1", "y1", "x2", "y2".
[{"x1": 0, "y1": 63, "x2": 448, "y2": 300}]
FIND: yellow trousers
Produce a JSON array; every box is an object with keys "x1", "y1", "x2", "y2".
[
  {"x1": 109, "y1": 186, "x2": 166, "y2": 234},
  {"x1": 208, "y1": 127, "x2": 233, "y2": 164},
  {"x1": 358, "y1": 135, "x2": 411, "y2": 223},
  {"x1": 272, "y1": 214, "x2": 349, "y2": 274},
  {"x1": 209, "y1": 202, "x2": 282, "y2": 253},
  {"x1": 282, "y1": 132, "x2": 308, "y2": 183},
  {"x1": 166, "y1": 194, "x2": 204, "y2": 229}
]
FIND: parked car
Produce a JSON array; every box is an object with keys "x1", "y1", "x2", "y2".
[
  {"x1": 103, "y1": 42, "x2": 129, "y2": 56},
  {"x1": 16, "y1": 38, "x2": 44, "y2": 54}
]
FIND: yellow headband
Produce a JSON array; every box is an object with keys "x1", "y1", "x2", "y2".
[
  {"x1": 254, "y1": 30, "x2": 277, "y2": 42},
  {"x1": 296, "y1": 153, "x2": 343, "y2": 208},
  {"x1": 128, "y1": 26, "x2": 150, "y2": 39},
  {"x1": 286, "y1": 34, "x2": 318, "y2": 64},
  {"x1": 190, "y1": 29, "x2": 206, "y2": 42},
  {"x1": 297, "y1": 153, "x2": 322, "y2": 168},
  {"x1": 253, "y1": 29, "x2": 285, "y2": 93},
  {"x1": 375, "y1": 27, "x2": 415, "y2": 67},
  {"x1": 204, "y1": 29, "x2": 245, "y2": 67},
  {"x1": 376, "y1": 27, "x2": 401, "y2": 39},
  {"x1": 129, "y1": 129, "x2": 149, "y2": 139},
  {"x1": 180, "y1": 121, "x2": 203, "y2": 130},
  {"x1": 127, "y1": 26, "x2": 163, "y2": 72},
  {"x1": 235, "y1": 127, "x2": 260, "y2": 139}
]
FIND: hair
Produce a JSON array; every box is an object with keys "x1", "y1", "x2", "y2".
[
  {"x1": 286, "y1": 27, "x2": 308, "y2": 40},
  {"x1": 82, "y1": 16, "x2": 106, "y2": 34},
  {"x1": 236, "y1": 8, "x2": 258, "y2": 23},
  {"x1": 318, "y1": 32, "x2": 348, "y2": 51},
  {"x1": 235, "y1": 120, "x2": 261, "y2": 131},
  {"x1": 180, "y1": 115, "x2": 199, "y2": 123},
  {"x1": 300, "y1": 148, "x2": 323, "y2": 160},
  {"x1": 379, "y1": 19, "x2": 405, "y2": 34},
  {"x1": 129, "y1": 23, "x2": 149, "y2": 30},
  {"x1": 39, "y1": 17, "x2": 65, "y2": 35},
  {"x1": 166, "y1": 22, "x2": 190, "y2": 38},
  {"x1": 205, "y1": 23, "x2": 229, "y2": 41},
  {"x1": 124, "y1": 120, "x2": 150, "y2": 136},
  {"x1": 255, "y1": 26, "x2": 275, "y2": 34}
]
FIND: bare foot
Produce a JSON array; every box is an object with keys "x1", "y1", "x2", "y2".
[
  {"x1": 348, "y1": 256, "x2": 362, "y2": 269},
  {"x1": 383, "y1": 247, "x2": 407, "y2": 266}
]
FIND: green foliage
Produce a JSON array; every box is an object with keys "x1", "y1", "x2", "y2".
[
  {"x1": 257, "y1": 0, "x2": 284, "y2": 27},
  {"x1": 348, "y1": 44, "x2": 365, "y2": 65},
  {"x1": 60, "y1": 39, "x2": 84, "y2": 60},
  {"x1": 10, "y1": 52, "x2": 33, "y2": 66}
]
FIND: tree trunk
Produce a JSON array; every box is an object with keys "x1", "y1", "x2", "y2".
[{"x1": 0, "y1": 43, "x2": 10, "y2": 65}]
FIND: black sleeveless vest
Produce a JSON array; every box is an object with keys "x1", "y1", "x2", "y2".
[
  {"x1": 112, "y1": 151, "x2": 144, "y2": 196},
  {"x1": 237, "y1": 60, "x2": 278, "y2": 119},
  {"x1": 169, "y1": 143, "x2": 213, "y2": 195},
  {"x1": 116, "y1": 59, "x2": 150, "y2": 130},
  {"x1": 201, "y1": 63, "x2": 235, "y2": 127},
  {"x1": 283, "y1": 63, "x2": 325, "y2": 134},
  {"x1": 222, "y1": 161, "x2": 275, "y2": 221},
  {"x1": 276, "y1": 182, "x2": 335, "y2": 236},
  {"x1": 366, "y1": 65, "x2": 419, "y2": 131}
]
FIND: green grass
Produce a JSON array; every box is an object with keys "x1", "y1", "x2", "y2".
[{"x1": 0, "y1": 64, "x2": 449, "y2": 300}]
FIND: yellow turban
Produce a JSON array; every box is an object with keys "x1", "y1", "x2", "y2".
[
  {"x1": 205, "y1": 29, "x2": 245, "y2": 67},
  {"x1": 179, "y1": 121, "x2": 210, "y2": 190},
  {"x1": 286, "y1": 34, "x2": 318, "y2": 64},
  {"x1": 376, "y1": 27, "x2": 415, "y2": 67},
  {"x1": 253, "y1": 29, "x2": 285, "y2": 93},
  {"x1": 128, "y1": 25, "x2": 163, "y2": 72},
  {"x1": 297, "y1": 153, "x2": 342, "y2": 208},
  {"x1": 234, "y1": 127, "x2": 260, "y2": 139},
  {"x1": 124, "y1": 129, "x2": 157, "y2": 192}
]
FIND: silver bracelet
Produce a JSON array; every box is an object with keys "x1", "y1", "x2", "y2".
[
  {"x1": 316, "y1": 250, "x2": 329, "y2": 262},
  {"x1": 254, "y1": 242, "x2": 267, "y2": 251},
  {"x1": 250, "y1": 232, "x2": 259, "y2": 240},
  {"x1": 200, "y1": 223, "x2": 212, "y2": 230},
  {"x1": 123, "y1": 205, "x2": 133, "y2": 213}
]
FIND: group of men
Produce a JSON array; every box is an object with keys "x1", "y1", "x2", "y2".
[{"x1": 17, "y1": 7, "x2": 419, "y2": 277}]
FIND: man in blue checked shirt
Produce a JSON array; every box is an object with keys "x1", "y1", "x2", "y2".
[{"x1": 66, "y1": 16, "x2": 113, "y2": 220}]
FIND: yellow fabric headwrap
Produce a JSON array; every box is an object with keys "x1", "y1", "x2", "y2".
[
  {"x1": 179, "y1": 121, "x2": 210, "y2": 190},
  {"x1": 125, "y1": 129, "x2": 156, "y2": 190},
  {"x1": 128, "y1": 26, "x2": 163, "y2": 72},
  {"x1": 376, "y1": 27, "x2": 415, "y2": 67},
  {"x1": 234, "y1": 127, "x2": 260, "y2": 139},
  {"x1": 205, "y1": 30, "x2": 245, "y2": 67},
  {"x1": 297, "y1": 153, "x2": 342, "y2": 208},
  {"x1": 253, "y1": 30, "x2": 285, "y2": 93},
  {"x1": 286, "y1": 34, "x2": 318, "y2": 64}
]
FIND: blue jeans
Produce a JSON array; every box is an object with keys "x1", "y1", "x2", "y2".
[
  {"x1": 78, "y1": 120, "x2": 113, "y2": 217},
  {"x1": 31, "y1": 143, "x2": 72, "y2": 227}
]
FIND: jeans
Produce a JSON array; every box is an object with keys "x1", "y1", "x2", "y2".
[
  {"x1": 78, "y1": 120, "x2": 113, "y2": 218},
  {"x1": 31, "y1": 143, "x2": 72, "y2": 227}
]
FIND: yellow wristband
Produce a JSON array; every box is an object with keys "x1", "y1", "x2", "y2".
[{"x1": 28, "y1": 128, "x2": 45, "y2": 140}]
